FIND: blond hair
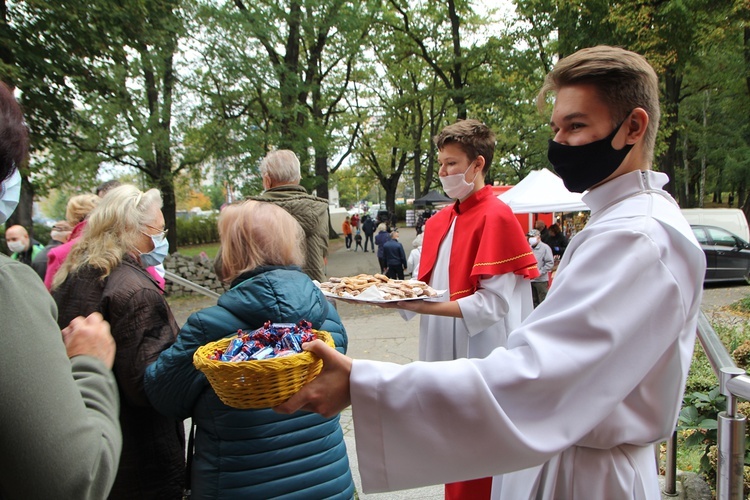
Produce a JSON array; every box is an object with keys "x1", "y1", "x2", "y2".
[
  {"x1": 259, "y1": 149, "x2": 302, "y2": 187},
  {"x1": 433, "y1": 119, "x2": 496, "y2": 174},
  {"x1": 52, "y1": 185, "x2": 163, "y2": 289},
  {"x1": 65, "y1": 194, "x2": 100, "y2": 226},
  {"x1": 218, "y1": 200, "x2": 305, "y2": 283},
  {"x1": 536, "y1": 45, "x2": 661, "y2": 165}
]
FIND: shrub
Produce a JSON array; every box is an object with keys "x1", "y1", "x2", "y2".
[{"x1": 176, "y1": 214, "x2": 220, "y2": 247}]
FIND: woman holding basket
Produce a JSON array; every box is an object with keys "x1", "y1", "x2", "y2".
[{"x1": 145, "y1": 200, "x2": 354, "y2": 500}]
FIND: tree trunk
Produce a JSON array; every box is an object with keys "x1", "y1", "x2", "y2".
[{"x1": 657, "y1": 66, "x2": 682, "y2": 197}]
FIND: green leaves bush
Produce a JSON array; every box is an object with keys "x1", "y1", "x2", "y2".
[{"x1": 176, "y1": 214, "x2": 219, "y2": 247}]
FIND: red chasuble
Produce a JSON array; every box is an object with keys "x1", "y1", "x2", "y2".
[{"x1": 418, "y1": 185, "x2": 539, "y2": 300}]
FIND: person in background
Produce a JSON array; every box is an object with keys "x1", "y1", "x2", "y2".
[
  {"x1": 527, "y1": 229, "x2": 554, "y2": 307},
  {"x1": 374, "y1": 223, "x2": 390, "y2": 273},
  {"x1": 383, "y1": 229, "x2": 407, "y2": 280},
  {"x1": 351, "y1": 212, "x2": 360, "y2": 231},
  {"x1": 145, "y1": 200, "x2": 354, "y2": 499},
  {"x1": 32, "y1": 220, "x2": 72, "y2": 279},
  {"x1": 362, "y1": 214, "x2": 376, "y2": 252},
  {"x1": 342, "y1": 215, "x2": 352, "y2": 250},
  {"x1": 276, "y1": 45, "x2": 706, "y2": 500},
  {"x1": 5, "y1": 224, "x2": 44, "y2": 267},
  {"x1": 52, "y1": 185, "x2": 185, "y2": 500},
  {"x1": 248, "y1": 149, "x2": 329, "y2": 282},
  {"x1": 0, "y1": 79, "x2": 122, "y2": 499},
  {"x1": 535, "y1": 219, "x2": 551, "y2": 247},
  {"x1": 354, "y1": 228, "x2": 364, "y2": 252},
  {"x1": 406, "y1": 233, "x2": 423, "y2": 278},
  {"x1": 96, "y1": 179, "x2": 122, "y2": 197},
  {"x1": 44, "y1": 193, "x2": 100, "y2": 289},
  {"x1": 547, "y1": 223, "x2": 568, "y2": 257}
]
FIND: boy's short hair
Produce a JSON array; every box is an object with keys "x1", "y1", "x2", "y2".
[
  {"x1": 536, "y1": 45, "x2": 660, "y2": 166},
  {"x1": 433, "y1": 119, "x2": 495, "y2": 174}
]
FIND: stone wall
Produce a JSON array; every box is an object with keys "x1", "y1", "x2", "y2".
[{"x1": 163, "y1": 252, "x2": 228, "y2": 296}]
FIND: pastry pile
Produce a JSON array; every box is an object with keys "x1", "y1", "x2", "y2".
[{"x1": 318, "y1": 273, "x2": 439, "y2": 300}]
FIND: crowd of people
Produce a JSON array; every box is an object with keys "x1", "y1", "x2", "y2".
[{"x1": 1, "y1": 45, "x2": 708, "y2": 500}]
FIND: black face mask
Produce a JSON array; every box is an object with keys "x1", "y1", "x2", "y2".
[{"x1": 547, "y1": 118, "x2": 633, "y2": 193}]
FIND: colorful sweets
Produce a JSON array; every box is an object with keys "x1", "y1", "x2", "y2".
[{"x1": 211, "y1": 320, "x2": 317, "y2": 362}]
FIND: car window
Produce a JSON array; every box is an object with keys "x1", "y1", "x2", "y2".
[
  {"x1": 706, "y1": 227, "x2": 737, "y2": 247},
  {"x1": 692, "y1": 227, "x2": 708, "y2": 244}
]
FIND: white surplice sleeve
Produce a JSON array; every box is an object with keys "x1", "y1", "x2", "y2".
[
  {"x1": 457, "y1": 273, "x2": 531, "y2": 336},
  {"x1": 350, "y1": 219, "x2": 704, "y2": 493}
]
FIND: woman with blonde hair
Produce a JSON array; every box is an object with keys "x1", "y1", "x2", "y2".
[
  {"x1": 43, "y1": 193, "x2": 100, "y2": 288},
  {"x1": 52, "y1": 184, "x2": 185, "y2": 500},
  {"x1": 145, "y1": 200, "x2": 354, "y2": 499}
]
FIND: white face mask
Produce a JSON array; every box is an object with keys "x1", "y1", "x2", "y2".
[
  {"x1": 440, "y1": 162, "x2": 479, "y2": 200},
  {"x1": 7, "y1": 240, "x2": 26, "y2": 253},
  {"x1": 0, "y1": 169, "x2": 21, "y2": 225},
  {"x1": 139, "y1": 230, "x2": 169, "y2": 268},
  {"x1": 528, "y1": 237, "x2": 538, "y2": 247}
]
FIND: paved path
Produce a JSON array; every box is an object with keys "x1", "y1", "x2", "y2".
[{"x1": 168, "y1": 224, "x2": 747, "y2": 500}]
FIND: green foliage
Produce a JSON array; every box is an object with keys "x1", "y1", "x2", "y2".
[
  {"x1": 175, "y1": 214, "x2": 220, "y2": 246},
  {"x1": 681, "y1": 316, "x2": 750, "y2": 492}
]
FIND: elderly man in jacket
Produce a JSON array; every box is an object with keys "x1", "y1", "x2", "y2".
[{"x1": 248, "y1": 149, "x2": 330, "y2": 282}]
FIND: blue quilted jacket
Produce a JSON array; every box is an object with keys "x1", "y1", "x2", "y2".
[{"x1": 144, "y1": 266, "x2": 354, "y2": 499}]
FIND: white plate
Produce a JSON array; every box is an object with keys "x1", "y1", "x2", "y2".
[{"x1": 317, "y1": 282, "x2": 446, "y2": 304}]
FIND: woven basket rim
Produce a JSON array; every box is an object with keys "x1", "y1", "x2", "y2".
[{"x1": 193, "y1": 329, "x2": 333, "y2": 371}]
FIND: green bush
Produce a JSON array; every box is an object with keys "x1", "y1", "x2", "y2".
[{"x1": 176, "y1": 214, "x2": 220, "y2": 246}]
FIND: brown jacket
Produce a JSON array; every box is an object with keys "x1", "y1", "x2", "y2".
[{"x1": 53, "y1": 255, "x2": 185, "y2": 500}]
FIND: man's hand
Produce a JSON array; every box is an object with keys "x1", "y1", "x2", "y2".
[
  {"x1": 274, "y1": 340, "x2": 353, "y2": 418},
  {"x1": 62, "y1": 312, "x2": 116, "y2": 369}
]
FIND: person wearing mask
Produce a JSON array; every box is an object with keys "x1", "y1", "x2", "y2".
[
  {"x1": 277, "y1": 46, "x2": 706, "y2": 500},
  {"x1": 248, "y1": 149, "x2": 329, "y2": 282},
  {"x1": 145, "y1": 201, "x2": 354, "y2": 499},
  {"x1": 5, "y1": 224, "x2": 44, "y2": 266},
  {"x1": 0, "y1": 80, "x2": 122, "y2": 499},
  {"x1": 52, "y1": 185, "x2": 185, "y2": 500},
  {"x1": 382, "y1": 119, "x2": 538, "y2": 498},
  {"x1": 32, "y1": 220, "x2": 72, "y2": 279},
  {"x1": 383, "y1": 229, "x2": 407, "y2": 280},
  {"x1": 527, "y1": 229, "x2": 554, "y2": 307}
]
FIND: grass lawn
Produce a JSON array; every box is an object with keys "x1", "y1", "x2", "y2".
[{"x1": 175, "y1": 242, "x2": 220, "y2": 259}]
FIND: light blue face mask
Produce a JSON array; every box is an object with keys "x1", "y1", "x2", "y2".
[
  {"x1": 0, "y1": 169, "x2": 21, "y2": 225},
  {"x1": 139, "y1": 231, "x2": 169, "y2": 268}
]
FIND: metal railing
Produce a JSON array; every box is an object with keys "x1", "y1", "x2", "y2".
[
  {"x1": 164, "y1": 270, "x2": 221, "y2": 300},
  {"x1": 663, "y1": 311, "x2": 748, "y2": 499}
]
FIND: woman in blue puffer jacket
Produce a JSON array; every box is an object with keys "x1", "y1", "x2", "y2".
[{"x1": 144, "y1": 200, "x2": 354, "y2": 499}]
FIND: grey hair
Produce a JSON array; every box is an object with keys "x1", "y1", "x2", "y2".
[{"x1": 259, "y1": 149, "x2": 301, "y2": 186}]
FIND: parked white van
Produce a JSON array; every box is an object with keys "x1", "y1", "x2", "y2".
[{"x1": 680, "y1": 208, "x2": 750, "y2": 241}]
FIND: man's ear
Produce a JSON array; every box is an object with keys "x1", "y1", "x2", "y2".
[
  {"x1": 262, "y1": 173, "x2": 271, "y2": 190},
  {"x1": 475, "y1": 155, "x2": 486, "y2": 173},
  {"x1": 625, "y1": 108, "x2": 649, "y2": 144}
]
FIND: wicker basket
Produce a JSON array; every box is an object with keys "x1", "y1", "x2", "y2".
[{"x1": 193, "y1": 329, "x2": 334, "y2": 409}]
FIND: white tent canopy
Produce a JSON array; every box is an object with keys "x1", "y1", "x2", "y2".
[{"x1": 498, "y1": 169, "x2": 589, "y2": 213}]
